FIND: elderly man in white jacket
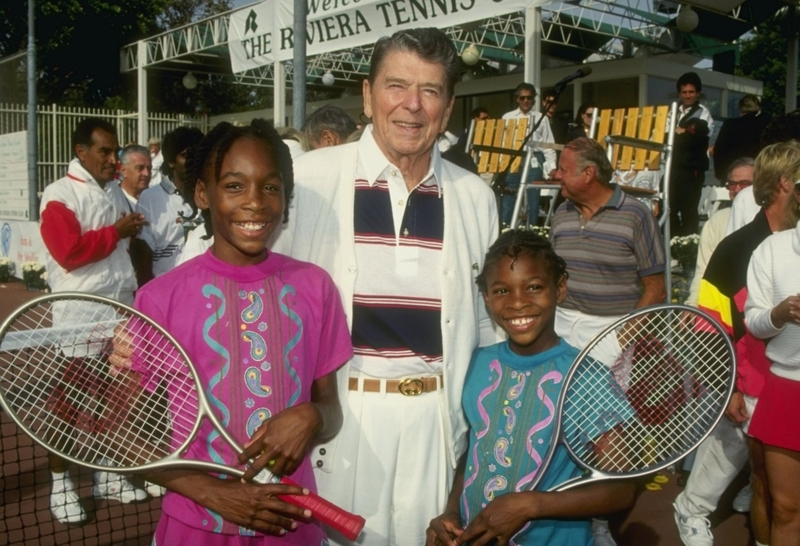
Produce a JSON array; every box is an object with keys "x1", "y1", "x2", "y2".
[{"x1": 271, "y1": 28, "x2": 499, "y2": 546}]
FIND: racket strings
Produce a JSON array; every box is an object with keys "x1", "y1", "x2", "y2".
[
  {"x1": 0, "y1": 298, "x2": 202, "y2": 470},
  {"x1": 562, "y1": 308, "x2": 734, "y2": 475}
]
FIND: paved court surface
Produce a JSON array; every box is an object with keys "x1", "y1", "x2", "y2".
[{"x1": 0, "y1": 280, "x2": 753, "y2": 545}]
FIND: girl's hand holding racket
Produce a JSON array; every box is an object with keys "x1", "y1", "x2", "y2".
[
  {"x1": 0, "y1": 293, "x2": 365, "y2": 540},
  {"x1": 240, "y1": 402, "x2": 324, "y2": 479},
  {"x1": 162, "y1": 470, "x2": 312, "y2": 536},
  {"x1": 454, "y1": 492, "x2": 538, "y2": 546},
  {"x1": 426, "y1": 508, "x2": 463, "y2": 546}
]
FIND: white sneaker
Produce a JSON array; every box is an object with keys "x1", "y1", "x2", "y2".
[
  {"x1": 50, "y1": 474, "x2": 87, "y2": 524},
  {"x1": 145, "y1": 481, "x2": 166, "y2": 498},
  {"x1": 93, "y1": 471, "x2": 148, "y2": 504},
  {"x1": 674, "y1": 503, "x2": 713, "y2": 546},
  {"x1": 592, "y1": 523, "x2": 617, "y2": 546},
  {"x1": 732, "y1": 483, "x2": 752, "y2": 513}
]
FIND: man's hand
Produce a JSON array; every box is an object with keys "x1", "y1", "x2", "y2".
[
  {"x1": 426, "y1": 510, "x2": 463, "y2": 546},
  {"x1": 115, "y1": 212, "x2": 148, "y2": 239},
  {"x1": 109, "y1": 321, "x2": 135, "y2": 375},
  {"x1": 725, "y1": 391, "x2": 749, "y2": 424}
]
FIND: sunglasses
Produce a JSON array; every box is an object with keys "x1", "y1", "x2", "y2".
[
  {"x1": 726, "y1": 179, "x2": 753, "y2": 189},
  {"x1": 518, "y1": 96, "x2": 534, "y2": 102}
]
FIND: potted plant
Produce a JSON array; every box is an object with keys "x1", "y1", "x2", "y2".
[
  {"x1": 670, "y1": 234, "x2": 700, "y2": 275},
  {"x1": 0, "y1": 257, "x2": 14, "y2": 282},
  {"x1": 21, "y1": 261, "x2": 48, "y2": 291}
]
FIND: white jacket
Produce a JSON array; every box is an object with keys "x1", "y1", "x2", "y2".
[
  {"x1": 40, "y1": 159, "x2": 136, "y2": 303},
  {"x1": 502, "y1": 108, "x2": 557, "y2": 175},
  {"x1": 270, "y1": 127, "x2": 500, "y2": 469},
  {"x1": 745, "y1": 220, "x2": 800, "y2": 379},
  {"x1": 136, "y1": 177, "x2": 193, "y2": 277}
]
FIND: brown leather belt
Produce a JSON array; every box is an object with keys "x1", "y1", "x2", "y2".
[{"x1": 348, "y1": 376, "x2": 442, "y2": 396}]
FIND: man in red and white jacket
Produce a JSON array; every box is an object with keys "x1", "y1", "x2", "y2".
[{"x1": 39, "y1": 117, "x2": 149, "y2": 524}]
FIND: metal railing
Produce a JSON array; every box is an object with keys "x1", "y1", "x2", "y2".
[{"x1": 0, "y1": 103, "x2": 208, "y2": 193}]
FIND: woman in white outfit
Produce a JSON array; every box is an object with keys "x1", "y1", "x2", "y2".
[{"x1": 744, "y1": 178, "x2": 800, "y2": 546}]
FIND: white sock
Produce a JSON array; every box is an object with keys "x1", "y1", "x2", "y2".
[
  {"x1": 592, "y1": 518, "x2": 610, "y2": 529},
  {"x1": 755, "y1": 542, "x2": 769, "y2": 546},
  {"x1": 51, "y1": 470, "x2": 69, "y2": 492}
]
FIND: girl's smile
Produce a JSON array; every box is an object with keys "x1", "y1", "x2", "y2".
[
  {"x1": 483, "y1": 253, "x2": 566, "y2": 356},
  {"x1": 195, "y1": 137, "x2": 285, "y2": 267}
]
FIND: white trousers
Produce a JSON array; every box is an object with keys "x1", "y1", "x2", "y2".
[
  {"x1": 315, "y1": 382, "x2": 451, "y2": 546},
  {"x1": 555, "y1": 307, "x2": 623, "y2": 365},
  {"x1": 674, "y1": 396, "x2": 758, "y2": 517}
]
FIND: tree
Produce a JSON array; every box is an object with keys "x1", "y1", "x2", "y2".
[
  {"x1": 158, "y1": 0, "x2": 232, "y2": 28},
  {"x1": 0, "y1": 0, "x2": 263, "y2": 115},
  {"x1": 738, "y1": 11, "x2": 800, "y2": 115},
  {"x1": 0, "y1": 1, "x2": 166, "y2": 106}
]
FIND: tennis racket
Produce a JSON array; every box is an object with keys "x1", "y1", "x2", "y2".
[
  {"x1": 530, "y1": 303, "x2": 736, "y2": 493},
  {"x1": 0, "y1": 292, "x2": 365, "y2": 540}
]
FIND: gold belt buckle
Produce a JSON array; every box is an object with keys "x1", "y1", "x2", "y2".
[{"x1": 397, "y1": 378, "x2": 425, "y2": 396}]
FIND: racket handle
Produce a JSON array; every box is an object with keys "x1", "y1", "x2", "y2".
[{"x1": 277, "y1": 476, "x2": 365, "y2": 541}]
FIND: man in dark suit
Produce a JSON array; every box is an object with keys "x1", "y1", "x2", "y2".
[
  {"x1": 712, "y1": 94, "x2": 771, "y2": 183},
  {"x1": 542, "y1": 88, "x2": 569, "y2": 145}
]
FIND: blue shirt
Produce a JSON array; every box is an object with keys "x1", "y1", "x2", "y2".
[{"x1": 461, "y1": 338, "x2": 631, "y2": 545}]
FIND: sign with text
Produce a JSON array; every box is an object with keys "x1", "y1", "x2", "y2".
[
  {"x1": 229, "y1": 0, "x2": 543, "y2": 73},
  {"x1": 0, "y1": 131, "x2": 29, "y2": 221},
  {"x1": 0, "y1": 221, "x2": 47, "y2": 272}
]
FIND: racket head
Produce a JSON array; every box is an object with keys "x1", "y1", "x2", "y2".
[
  {"x1": 534, "y1": 304, "x2": 736, "y2": 492},
  {"x1": 0, "y1": 292, "x2": 211, "y2": 473}
]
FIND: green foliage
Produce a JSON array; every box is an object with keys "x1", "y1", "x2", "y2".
[
  {"x1": 0, "y1": 0, "x2": 166, "y2": 106},
  {"x1": 738, "y1": 12, "x2": 800, "y2": 115},
  {"x1": 0, "y1": 0, "x2": 266, "y2": 116}
]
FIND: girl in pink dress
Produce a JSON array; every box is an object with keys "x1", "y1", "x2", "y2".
[{"x1": 136, "y1": 120, "x2": 353, "y2": 544}]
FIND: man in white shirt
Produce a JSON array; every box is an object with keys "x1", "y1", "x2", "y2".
[
  {"x1": 114, "y1": 144, "x2": 152, "y2": 211},
  {"x1": 500, "y1": 82, "x2": 557, "y2": 226},
  {"x1": 136, "y1": 127, "x2": 202, "y2": 284}
]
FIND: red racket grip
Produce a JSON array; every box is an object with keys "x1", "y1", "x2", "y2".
[{"x1": 277, "y1": 476, "x2": 365, "y2": 541}]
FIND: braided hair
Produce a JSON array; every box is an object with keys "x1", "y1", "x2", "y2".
[
  {"x1": 182, "y1": 119, "x2": 294, "y2": 239},
  {"x1": 476, "y1": 229, "x2": 568, "y2": 294}
]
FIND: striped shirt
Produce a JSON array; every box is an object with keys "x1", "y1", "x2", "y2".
[
  {"x1": 551, "y1": 185, "x2": 665, "y2": 316},
  {"x1": 136, "y1": 177, "x2": 193, "y2": 277},
  {"x1": 350, "y1": 141, "x2": 444, "y2": 378}
]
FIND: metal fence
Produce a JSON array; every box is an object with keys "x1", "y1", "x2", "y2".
[{"x1": 0, "y1": 104, "x2": 208, "y2": 193}]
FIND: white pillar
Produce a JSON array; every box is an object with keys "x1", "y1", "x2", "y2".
[
  {"x1": 525, "y1": 7, "x2": 542, "y2": 112},
  {"x1": 137, "y1": 40, "x2": 148, "y2": 145},
  {"x1": 573, "y1": 81, "x2": 582, "y2": 114},
  {"x1": 273, "y1": 61, "x2": 286, "y2": 127}
]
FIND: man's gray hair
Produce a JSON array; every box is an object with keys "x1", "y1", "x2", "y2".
[
  {"x1": 369, "y1": 28, "x2": 460, "y2": 99},
  {"x1": 563, "y1": 137, "x2": 613, "y2": 184},
  {"x1": 301, "y1": 105, "x2": 357, "y2": 146},
  {"x1": 725, "y1": 157, "x2": 755, "y2": 180},
  {"x1": 739, "y1": 94, "x2": 761, "y2": 115},
  {"x1": 120, "y1": 144, "x2": 150, "y2": 165},
  {"x1": 148, "y1": 136, "x2": 160, "y2": 146}
]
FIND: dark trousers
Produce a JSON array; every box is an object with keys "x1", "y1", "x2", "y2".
[{"x1": 669, "y1": 168, "x2": 705, "y2": 237}]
